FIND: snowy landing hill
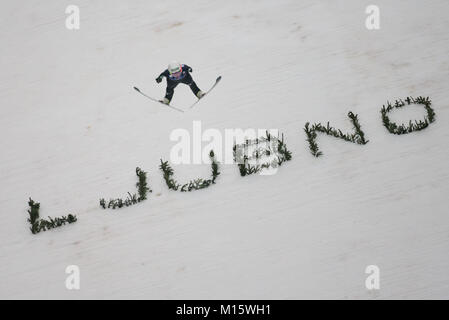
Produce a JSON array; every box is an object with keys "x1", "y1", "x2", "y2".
[{"x1": 0, "y1": 0, "x2": 449, "y2": 299}]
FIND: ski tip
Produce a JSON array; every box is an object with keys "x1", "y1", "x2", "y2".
[
  {"x1": 217, "y1": 76, "x2": 222, "y2": 81},
  {"x1": 133, "y1": 86, "x2": 140, "y2": 92}
]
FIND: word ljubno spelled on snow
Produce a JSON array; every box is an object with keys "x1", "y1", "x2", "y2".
[{"x1": 26, "y1": 96, "x2": 436, "y2": 234}]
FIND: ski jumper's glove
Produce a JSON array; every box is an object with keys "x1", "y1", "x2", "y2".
[
  {"x1": 156, "y1": 76, "x2": 163, "y2": 83},
  {"x1": 187, "y1": 67, "x2": 192, "y2": 72}
]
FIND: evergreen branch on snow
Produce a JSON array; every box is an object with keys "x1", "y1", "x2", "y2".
[
  {"x1": 304, "y1": 111, "x2": 368, "y2": 157},
  {"x1": 380, "y1": 96, "x2": 435, "y2": 135},
  {"x1": 159, "y1": 150, "x2": 220, "y2": 192},
  {"x1": 233, "y1": 131, "x2": 292, "y2": 176},
  {"x1": 100, "y1": 167, "x2": 152, "y2": 210},
  {"x1": 27, "y1": 198, "x2": 77, "y2": 234}
]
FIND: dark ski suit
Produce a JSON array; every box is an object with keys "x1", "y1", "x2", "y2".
[{"x1": 156, "y1": 64, "x2": 201, "y2": 102}]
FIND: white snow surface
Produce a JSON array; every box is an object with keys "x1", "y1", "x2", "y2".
[{"x1": 1, "y1": 0, "x2": 449, "y2": 299}]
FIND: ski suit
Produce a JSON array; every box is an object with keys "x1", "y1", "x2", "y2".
[{"x1": 156, "y1": 64, "x2": 201, "y2": 102}]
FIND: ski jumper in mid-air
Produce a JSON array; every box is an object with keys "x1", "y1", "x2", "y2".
[{"x1": 156, "y1": 61, "x2": 205, "y2": 105}]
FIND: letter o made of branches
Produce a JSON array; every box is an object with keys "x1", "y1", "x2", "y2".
[{"x1": 381, "y1": 96, "x2": 435, "y2": 135}]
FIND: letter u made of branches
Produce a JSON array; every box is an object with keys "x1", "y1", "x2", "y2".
[{"x1": 159, "y1": 150, "x2": 220, "y2": 192}]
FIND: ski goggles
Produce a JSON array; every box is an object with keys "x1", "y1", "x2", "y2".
[
  {"x1": 170, "y1": 70, "x2": 183, "y2": 78},
  {"x1": 169, "y1": 67, "x2": 182, "y2": 78}
]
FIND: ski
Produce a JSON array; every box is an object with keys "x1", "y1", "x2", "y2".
[
  {"x1": 133, "y1": 76, "x2": 221, "y2": 112},
  {"x1": 189, "y1": 76, "x2": 222, "y2": 109},
  {"x1": 133, "y1": 86, "x2": 184, "y2": 113}
]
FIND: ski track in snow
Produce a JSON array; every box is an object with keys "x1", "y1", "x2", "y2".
[{"x1": 1, "y1": 0, "x2": 449, "y2": 299}]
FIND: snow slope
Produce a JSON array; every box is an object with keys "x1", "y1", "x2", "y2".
[{"x1": 1, "y1": 0, "x2": 449, "y2": 299}]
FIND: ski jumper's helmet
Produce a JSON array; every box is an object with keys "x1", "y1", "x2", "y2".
[{"x1": 168, "y1": 61, "x2": 182, "y2": 74}]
